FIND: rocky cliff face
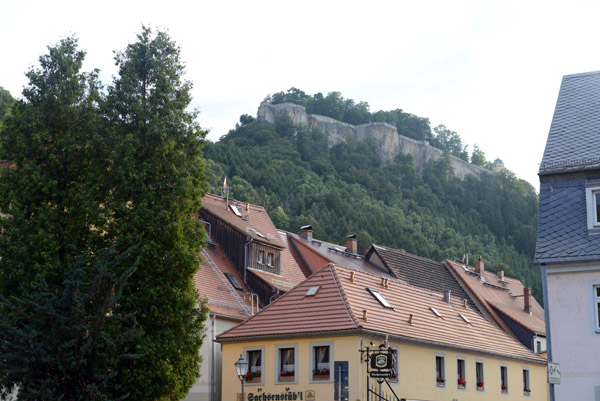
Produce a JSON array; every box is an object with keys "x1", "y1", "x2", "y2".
[{"x1": 257, "y1": 102, "x2": 493, "y2": 180}]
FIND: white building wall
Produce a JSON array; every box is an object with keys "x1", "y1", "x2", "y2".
[
  {"x1": 184, "y1": 315, "x2": 241, "y2": 401},
  {"x1": 546, "y1": 267, "x2": 600, "y2": 401}
]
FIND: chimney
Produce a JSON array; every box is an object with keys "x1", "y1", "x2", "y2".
[
  {"x1": 497, "y1": 270, "x2": 504, "y2": 281},
  {"x1": 350, "y1": 271, "x2": 355, "y2": 283},
  {"x1": 346, "y1": 234, "x2": 358, "y2": 254},
  {"x1": 475, "y1": 256, "x2": 484, "y2": 276},
  {"x1": 408, "y1": 314, "x2": 414, "y2": 325},
  {"x1": 443, "y1": 290, "x2": 451, "y2": 305},
  {"x1": 300, "y1": 225, "x2": 313, "y2": 239},
  {"x1": 524, "y1": 287, "x2": 532, "y2": 314},
  {"x1": 362, "y1": 309, "x2": 368, "y2": 322}
]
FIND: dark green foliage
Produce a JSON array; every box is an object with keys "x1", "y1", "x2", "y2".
[
  {"x1": 103, "y1": 27, "x2": 209, "y2": 401},
  {"x1": 471, "y1": 144, "x2": 490, "y2": 167},
  {"x1": 205, "y1": 115, "x2": 542, "y2": 302},
  {"x1": 0, "y1": 244, "x2": 141, "y2": 401},
  {"x1": 431, "y1": 125, "x2": 469, "y2": 161},
  {"x1": 0, "y1": 29, "x2": 209, "y2": 401},
  {"x1": 0, "y1": 86, "x2": 15, "y2": 122}
]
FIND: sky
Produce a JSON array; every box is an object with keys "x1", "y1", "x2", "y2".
[{"x1": 2, "y1": 0, "x2": 600, "y2": 190}]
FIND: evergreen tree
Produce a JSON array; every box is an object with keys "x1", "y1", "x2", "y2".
[
  {"x1": 103, "y1": 27, "x2": 209, "y2": 400},
  {"x1": 0, "y1": 244, "x2": 141, "y2": 401}
]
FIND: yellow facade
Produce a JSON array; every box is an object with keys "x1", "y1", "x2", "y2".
[{"x1": 221, "y1": 335, "x2": 548, "y2": 401}]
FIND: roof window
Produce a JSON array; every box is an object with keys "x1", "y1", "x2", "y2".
[
  {"x1": 230, "y1": 204, "x2": 242, "y2": 217},
  {"x1": 367, "y1": 288, "x2": 393, "y2": 310},
  {"x1": 430, "y1": 307, "x2": 443, "y2": 318},
  {"x1": 224, "y1": 272, "x2": 243, "y2": 291},
  {"x1": 305, "y1": 286, "x2": 320, "y2": 296}
]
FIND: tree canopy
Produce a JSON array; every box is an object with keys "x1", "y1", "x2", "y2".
[{"x1": 0, "y1": 28, "x2": 209, "y2": 401}]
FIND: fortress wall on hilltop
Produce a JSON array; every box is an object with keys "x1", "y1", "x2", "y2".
[{"x1": 257, "y1": 102, "x2": 493, "y2": 180}]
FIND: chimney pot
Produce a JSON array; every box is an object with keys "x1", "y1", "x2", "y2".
[
  {"x1": 475, "y1": 257, "x2": 484, "y2": 276},
  {"x1": 408, "y1": 314, "x2": 414, "y2": 325},
  {"x1": 350, "y1": 271, "x2": 355, "y2": 283},
  {"x1": 363, "y1": 309, "x2": 368, "y2": 322},
  {"x1": 463, "y1": 299, "x2": 467, "y2": 309},
  {"x1": 524, "y1": 287, "x2": 532, "y2": 314},
  {"x1": 300, "y1": 225, "x2": 313, "y2": 239},
  {"x1": 443, "y1": 290, "x2": 451, "y2": 304},
  {"x1": 346, "y1": 234, "x2": 358, "y2": 254}
]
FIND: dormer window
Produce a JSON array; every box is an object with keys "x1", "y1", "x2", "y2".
[{"x1": 585, "y1": 186, "x2": 600, "y2": 229}]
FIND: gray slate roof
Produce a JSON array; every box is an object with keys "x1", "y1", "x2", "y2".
[
  {"x1": 535, "y1": 178, "x2": 600, "y2": 263},
  {"x1": 539, "y1": 70, "x2": 600, "y2": 175}
]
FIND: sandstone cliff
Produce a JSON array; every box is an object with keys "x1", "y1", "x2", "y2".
[{"x1": 257, "y1": 102, "x2": 493, "y2": 180}]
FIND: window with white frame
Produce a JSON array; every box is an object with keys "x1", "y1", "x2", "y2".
[
  {"x1": 585, "y1": 186, "x2": 600, "y2": 229},
  {"x1": 457, "y1": 358, "x2": 466, "y2": 388},
  {"x1": 475, "y1": 360, "x2": 484, "y2": 391},
  {"x1": 277, "y1": 345, "x2": 296, "y2": 382},
  {"x1": 313, "y1": 346, "x2": 330, "y2": 378},
  {"x1": 245, "y1": 348, "x2": 263, "y2": 383},
  {"x1": 258, "y1": 250, "x2": 264, "y2": 264},
  {"x1": 595, "y1": 285, "x2": 600, "y2": 332},
  {"x1": 267, "y1": 252, "x2": 273, "y2": 267},
  {"x1": 523, "y1": 368, "x2": 531, "y2": 394},
  {"x1": 500, "y1": 365, "x2": 508, "y2": 393},
  {"x1": 435, "y1": 354, "x2": 445, "y2": 386}
]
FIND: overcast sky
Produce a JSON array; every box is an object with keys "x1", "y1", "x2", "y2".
[{"x1": 2, "y1": 0, "x2": 599, "y2": 189}]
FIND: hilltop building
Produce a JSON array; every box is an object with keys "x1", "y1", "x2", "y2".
[
  {"x1": 217, "y1": 264, "x2": 548, "y2": 401},
  {"x1": 492, "y1": 158, "x2": 505, "y2": 172},
  {"x1": 535, "y1": 70, "x2": 600, "y2": 400}
]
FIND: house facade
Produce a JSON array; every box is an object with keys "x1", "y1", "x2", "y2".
[
  {"x1": 535, "y1": 70, "x2": 600, "y2": 401},
  {"x1": 218, "y1": 264, "x2": 548, "y2": 401}
]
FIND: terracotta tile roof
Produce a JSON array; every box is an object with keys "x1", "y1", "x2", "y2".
[
  {"x1": 369, "y1": 245, "x2": 477, "y2": 311},
  {"x1": 285, "y1": 231, "x2": 390, "y2": 277},
  {"x1": 218, "y1": 264, "x2": 546, "y2": 364},
  {"x1": 446, "y1": 260, "x2": 545, "y2": 335},
  {"x1": 194, "y1": 241, "x2": 254, "y2": 320},
  {"x1": 202, "y1": 194, "x2": 285, "y2": 248},
  {"x1": 201, "y1": 195, "x2": 306, "y2": 290}
]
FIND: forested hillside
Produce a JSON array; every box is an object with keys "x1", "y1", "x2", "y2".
[{"x1": 204, "y1": 90, "x2": 542, "y2": 301}]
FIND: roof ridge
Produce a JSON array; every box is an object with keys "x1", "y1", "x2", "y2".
[
  {"x1": 375, "y1": 244, "x2": 441, "y2": 264},
  {"x1": 328, "y1": 264, "x2": 362, "y2": 329}
]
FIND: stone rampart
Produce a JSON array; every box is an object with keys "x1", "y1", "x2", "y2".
[{"x1": 257, "y1": 102, "x2": 493, "y2": 179}]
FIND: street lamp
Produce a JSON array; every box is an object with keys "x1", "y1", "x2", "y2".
[{"x1": 235, "y1": 354, "x2": 249, "y2": 401}]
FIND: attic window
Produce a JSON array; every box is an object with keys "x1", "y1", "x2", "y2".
[
  {"x1": 305, "y1": 286, "x2": 320, "y2": 296},
  {"x1": 230, "y1": 204, "x2": 242, "y2": 217},
  {"x1": 430, "y1": 307, "x2": 443, "y2": 318},
  {"x1": 367, "y1": 288, "x2": 393, "y2": 310},
  {"x1": 224, "y1": 272, "x2": 243, "y2": 291}
]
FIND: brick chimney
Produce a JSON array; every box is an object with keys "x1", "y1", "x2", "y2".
[
  {"x1": 524, "y1": 287, "x2": 532, "y2": 314},
  {"x1": 346, "y1": 234, "x2": 357, "y2": 254},
  {"x1": 300, "y1": 225, "x2": 313, "y2": 239},
  {"x1": 497, "y1": 270, "x2": 504, "y2": 281},
  {"x1": 474, "y1": 256, "x2": 484, "y2": 276}
]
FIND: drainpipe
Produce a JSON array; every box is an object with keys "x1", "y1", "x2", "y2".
[
  {"x1": 243, "y1": 236, "x2": 253, "y2": 284},
  {"x1": 541, "y1": 263, "x2": 555, "y2": 401},
  {"x1": 210, "y1": 314, "x2": 215, "y2": 401}
]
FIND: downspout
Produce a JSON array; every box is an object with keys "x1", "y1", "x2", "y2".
[
  {"x1": 243, "y1": 236, "x2": 253, "y2": 284},
  {"x1": 541, "y1": 263, "x2": 555, "y2": 401},
  {"x1": 210, "y1": 314, "x2": 215, "y2": 401}
]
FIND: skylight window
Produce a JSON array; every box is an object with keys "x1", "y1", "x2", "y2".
[
  {"x1": 459, "y1": 313, "x2": 471, "y2": 324},
  {"x1": 305, "y1": 286, "x2": 320, "y2": 296},
  {"x1": 430, "y1": 307, "x2": 443, "y2": 318},
  {"x1": 367, "y1": 288, "x2": 393, "y2": 310},
  {"x1": 224, "y1": 272, "x2": 243, "y2": 291},
  {"x1": 230, "y1": 204, "x2": 242, "y2": 217}
]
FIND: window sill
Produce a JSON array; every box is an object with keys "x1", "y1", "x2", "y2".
[
  {"x1": 457, "y1": 384, "x2": 466, "y2": 389},
  {"x1": 477, "y1": 385, "x2": 484, "y2": 391},
  {"x1": 524, "y1": 391, "x2": 531, "y2": 396},
  {"x1": 312, "y1": 375, "x2": 330, "y2": 380},
  {"x1": 436, "y1": 382, "x2": 445, "y2": 388}
]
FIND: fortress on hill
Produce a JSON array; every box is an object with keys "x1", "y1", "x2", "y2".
[{"x1": 257, "y1": 102, "x2": 494, "y2": 180}]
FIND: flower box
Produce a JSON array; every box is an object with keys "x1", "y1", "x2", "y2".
[
  {"x1": 313, "y1": 374, "x2": 330, "y2": 380},
  {"x1": 477, "y1": 385, "x2": 484, "y2": 391},
  {"x1": 501, "y1": 388, "x2": 508, "y2": 394},
  {"x1": 436, "y1": 381, "x2": 445, "y2": 387},
  {"x1": 247, "y1": 376, "x2": 261, "y2": 383},
  {"x1": 524, "y1": 389, "x2": 531, "y2": 396},
  {"x1": 457, "y1": 383, "x2": 465, "y2": 389},
  {"x1": 279, "y1": 375, "x2": 295, "y2": 381}
]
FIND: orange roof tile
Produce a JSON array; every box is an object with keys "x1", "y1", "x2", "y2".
[
  {"x1": 446, "y1": 260, "x2": 545, "y2": 335},
  {"x1": 194, "y1": 241, "x2": 254, "y2": 320},
  {"x1": 218, "y1": 264, "x2": 546, "y2": 364}
]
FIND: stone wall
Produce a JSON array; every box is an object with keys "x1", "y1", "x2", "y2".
[{"x1": 257, "y1": 102, "x2": 493, "y2": 179}]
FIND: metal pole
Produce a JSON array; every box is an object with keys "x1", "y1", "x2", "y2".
[{"x1": 241, "y1": 379, "x2": 245, "y2": 401}]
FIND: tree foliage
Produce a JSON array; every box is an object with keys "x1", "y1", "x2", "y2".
[
  {"x1": 0, "y1": 244, "x2": 141, "y2": 401},
  {"x1": 0, "y1": 86, "x2": 15, "y2": 123},
  {"x1": 0, "y1": 28, "x2": 209, "y2": 401}
]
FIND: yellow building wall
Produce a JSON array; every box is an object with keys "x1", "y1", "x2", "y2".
[{"x1": 220, "y1": 335, "x2": 549, "y2": 401}]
